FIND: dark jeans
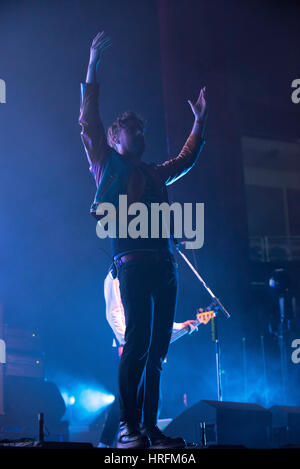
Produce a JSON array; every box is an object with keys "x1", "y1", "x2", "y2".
[{"x1": 117, "y1": 254, "x2": 178, "y2": 427}]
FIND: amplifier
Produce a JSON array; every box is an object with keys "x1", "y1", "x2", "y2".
[
  {"x1": 3, "y1": 326, "x2": 41, "y2": 353},
  {"x1": 164, "y1": 400, "x2": 272, "y2": 448},
  {"x1": 5, "y1": 352, "x2": 44, "y2": 378},
  {"x1": 270, "y1": 405, "x2": 300, "y2": 446}
]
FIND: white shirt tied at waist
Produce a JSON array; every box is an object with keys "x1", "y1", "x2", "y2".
[{"x1": 104, "y1": 271, "x2": 196, "y2": 347}]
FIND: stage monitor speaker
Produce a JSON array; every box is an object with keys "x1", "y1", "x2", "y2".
[
  {"x1": 1, "y1": 377, "x2": 68, "y2": 441},
  {"x1": 3, "y1": 376, "x2": 66, "y2": 424},
  {"x1": 164, "y1": 400, "x2": 272, "y2": 448},
  {"x1": 270, "y1": 405, "x2": 300, "y2": 446}
]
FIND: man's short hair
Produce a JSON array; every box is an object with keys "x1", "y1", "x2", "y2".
[{"x1": 107, "y1": 111, "x2": 145, "y2": 150}]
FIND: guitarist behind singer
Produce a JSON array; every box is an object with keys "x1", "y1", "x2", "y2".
[
  {"x1": 98, "y1": 268, "x2": 213, "y2": 447},
  {"x1": 105, "y1": 269, "x2": 199, "y2": 353}
]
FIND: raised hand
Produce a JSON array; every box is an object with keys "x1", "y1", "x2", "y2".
[
  {"x1": 188, "y1": 86, "x2": 207, "y2": 122},
  {"x1": 89, "y1": 31, "x2": 111, "y2": 69}
]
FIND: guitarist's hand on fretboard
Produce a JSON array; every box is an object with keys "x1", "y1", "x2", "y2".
[
  {"x1": 180, "y1": 320, "x2": 199, "y2": 334},
  {"x1": 170, "y1": 308, "x2": 216, "y2": 344}
]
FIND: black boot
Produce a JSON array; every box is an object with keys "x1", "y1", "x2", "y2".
[
  {"x1": 141, "y1": 424, "x2": 186, "y2": 449},
  {"x1": 117, "y1": 421, "x2": 150, "y2": 449}
]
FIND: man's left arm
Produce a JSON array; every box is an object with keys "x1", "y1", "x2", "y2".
[
  {"x1": 155, "y1": 87, "x2": 207, "y2": 185},
  {"x1": 173, "y1": 320, "x2": 198, "y2": 334}
]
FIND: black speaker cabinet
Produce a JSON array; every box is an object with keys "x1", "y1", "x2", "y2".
[
  {"x1": 0, "y1": 376, "x2": 69, "y2": 441},
  {"x1": 270, "y1": 405, "x2": 300, "y2": 446},
  {"x1": 164, "y1": 400, "x2": 272, "y2": 448}
]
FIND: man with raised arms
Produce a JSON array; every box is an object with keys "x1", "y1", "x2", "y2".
[{"x1": 79, "y1": 31, "x2": 207, "y2": 448}]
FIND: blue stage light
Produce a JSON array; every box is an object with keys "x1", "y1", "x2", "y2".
[
  {"x1": 79, "y1": 388, "x2": 115, "y2": 413},
  {"x1": 61, "y1": 392, "x2": 76, "y2": 406},
  {"x1": 69, "y1": 396, "x2": 76, "y2": 405}
]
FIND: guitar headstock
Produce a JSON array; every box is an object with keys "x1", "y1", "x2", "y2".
[{"x1": 196, "y1": 310, "x2": 216, "y2": 325}]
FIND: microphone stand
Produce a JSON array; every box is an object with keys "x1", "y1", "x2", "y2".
[{"x1": 175, "y1": 244, "x2": 231, "y2": 401}]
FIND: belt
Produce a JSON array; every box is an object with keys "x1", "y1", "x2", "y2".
[{"x1": 114, "y1": 250, "x2": 174, "y2": 268}]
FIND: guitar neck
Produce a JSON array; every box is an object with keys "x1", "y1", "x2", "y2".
[{"x1": 170, "y1": 319, "x2": 201, "y2": 344}]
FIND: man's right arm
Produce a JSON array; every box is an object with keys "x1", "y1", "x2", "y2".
[{"x1": 78, "y1": 32, "x2": 111, "y2": 175}]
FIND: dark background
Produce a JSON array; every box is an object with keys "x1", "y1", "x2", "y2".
[{"x1": 0, "y1": 0, "x2": 299, "y2": 423}]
